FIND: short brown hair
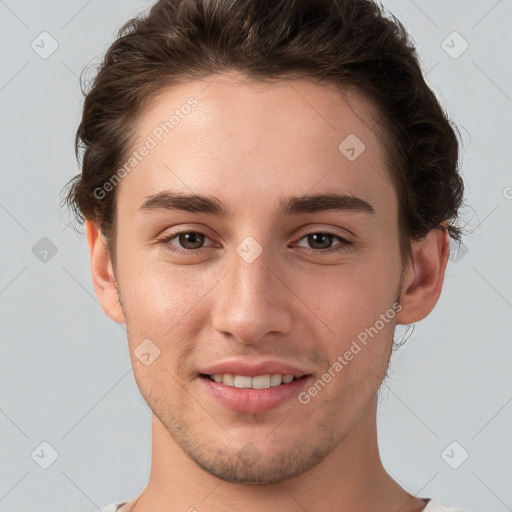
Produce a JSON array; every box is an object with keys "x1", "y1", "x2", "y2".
[{"x1": 61, "y1": 0, "x2": 466, "y2": 269}]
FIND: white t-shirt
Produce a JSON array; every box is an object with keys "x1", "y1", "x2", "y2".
[{"x1": 100, "y1": 498, "x2": 464, "y2": 511}]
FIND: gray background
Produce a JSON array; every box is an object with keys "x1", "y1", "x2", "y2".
[{"x1": 1, "y1": 0, "x2": 511, "y2": 511}]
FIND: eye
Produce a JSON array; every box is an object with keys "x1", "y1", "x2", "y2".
[
  {"x1": 157, "y1": 229, "x2": 353, "y2": 257},
  {"x1": 294, "y1": 231, "x2": 353, "y2": 255},
  {"x1": 158, "y1": 230, "x2": 216, "y2": 255}
]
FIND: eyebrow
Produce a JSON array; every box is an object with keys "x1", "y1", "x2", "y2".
[{"x1": 138, "y1": 191, "x2": 375, "y2": 217}]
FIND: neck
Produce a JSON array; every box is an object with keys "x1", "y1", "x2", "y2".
[{"x1": 129, "y1": 395, "x2": 425, "y2": 512}]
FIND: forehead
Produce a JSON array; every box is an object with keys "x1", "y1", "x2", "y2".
[{"x1": 116, "y1": 71, "x2": 396, "y2": 221}]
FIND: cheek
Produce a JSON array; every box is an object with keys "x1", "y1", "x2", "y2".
[
  {"x1": 290, "y1": 252, "x2": 400, "y2": 394},
  {"x1": 117, "y1": 235, "x2": 400, "y2": 352},
  {"x1": 120, "y1": 255, "x2": 208, "y2": 324},
  {"x1": 122, "y1": 266, "x2": 204, "y2": 392},
  {"x1": 292, "y1": 255, "x2": 400, "y2": 336}
]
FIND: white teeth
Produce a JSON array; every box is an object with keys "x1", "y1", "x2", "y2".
[
  {"x1": 222, "y1": 374, "x2": 235, "y2": 386},
  {"x1": 270, "y1": 374, "x2": 283, "y2": 386},
  {"x1": 209, "y1": 373, "x2": 297, "y2": 388},
  {"x1": 234, "y1": 375, "x2": 253, "y2": 388},
  {"x1": 252, "y1": 375, "x2": 271, "y2": 389}
]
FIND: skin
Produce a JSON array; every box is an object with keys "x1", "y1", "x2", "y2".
[{"x1": 86, "y1": 71, "x2": 449, "y2": 512}]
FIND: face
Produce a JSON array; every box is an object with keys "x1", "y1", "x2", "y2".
[{"x1": 108, "y1": 72, "x2": 406, "y2": 484}]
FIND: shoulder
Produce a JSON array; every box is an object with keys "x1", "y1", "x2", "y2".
[{"x1": 423, "y1": 499, "x2": 464, "y2": 512}]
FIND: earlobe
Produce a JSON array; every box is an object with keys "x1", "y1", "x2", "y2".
[
  {"x1": 395, "y1": 225, "x2": 450, "y2": 325},
  {"x1": 85, "y1": 219, "x2": 126, "y2": 324}
]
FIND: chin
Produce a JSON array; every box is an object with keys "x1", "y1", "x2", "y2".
[{"x1": 180, "y1": 438, "x2": 331, "y2": 485}]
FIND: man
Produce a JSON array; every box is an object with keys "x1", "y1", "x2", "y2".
[{"x1": 63, "y1": 0, "x2": 466, "y2": 510}]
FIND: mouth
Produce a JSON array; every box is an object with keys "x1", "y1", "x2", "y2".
[
  {"x1": 200, "y1": 373, "x2": 309, "y2": 388},
  {"x1": 198, "y1": 372, "x2": 312, "y2": 414}
]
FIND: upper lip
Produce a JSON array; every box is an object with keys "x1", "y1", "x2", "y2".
[{"x1": 199, "y1": 359, "x2": 310, "y2": 378}]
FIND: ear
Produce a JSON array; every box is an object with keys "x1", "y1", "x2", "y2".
[
  {"x1": 395, "y1": 223, "x2": 450, "y2": 325},
  {"x1": 85, "y1": 219, "x2": 126, "y2": 325}
]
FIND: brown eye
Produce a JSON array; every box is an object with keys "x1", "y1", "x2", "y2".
[
  {"x1": 295, "y1": 231, "x2": 352, "y2": 253},
  {"x1": 158, "y1": 230, "x2": 216, "y2": 255},
  {"x1": 176, "y1": 232, "x2": 206, "y2": 250},
  {"x1": 306, "y1": 233, "x2": 335, "y2": 250}
]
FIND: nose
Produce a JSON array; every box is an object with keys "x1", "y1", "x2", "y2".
[{"x1": 211, "y1": 245, "x2": 293, "y2": 345}]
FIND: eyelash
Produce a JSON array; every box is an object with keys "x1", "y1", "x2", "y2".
[{"x1": 157, "y1": 230, "x2": 353, "y2": 257}]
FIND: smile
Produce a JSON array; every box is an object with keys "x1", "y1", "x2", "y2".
[
  {"x1": 204, "y1": 373, "x2": 300, "y2": 388},
  {"x1": 199, "y1": 373, "x2": 311, "y2": 414}
]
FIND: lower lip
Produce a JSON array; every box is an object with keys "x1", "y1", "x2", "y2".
[{"x1": 199, "y1": 375, "x2": 311, "y2": 414}]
